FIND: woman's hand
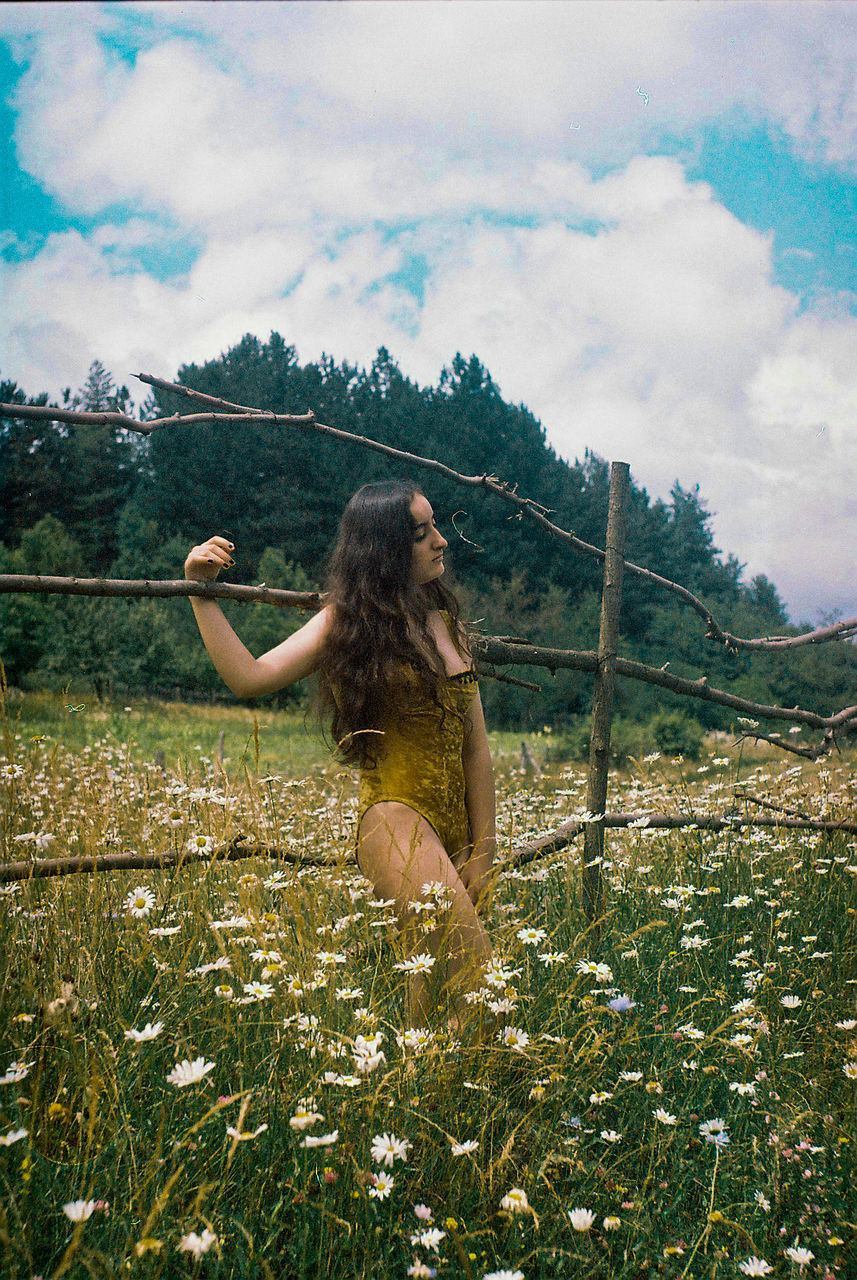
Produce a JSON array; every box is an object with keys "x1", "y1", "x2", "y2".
[{"x1": 184, "y1": 536, "x2": 235, "y2": 582}]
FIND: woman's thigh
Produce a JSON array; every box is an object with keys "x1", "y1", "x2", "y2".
[{"x1": 358, "y1": 802, "x2": 472, "y2": 917}]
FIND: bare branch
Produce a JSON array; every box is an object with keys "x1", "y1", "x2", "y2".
[
  {"x1": 0, "y1": 401, "x2": 314, "y2": 435},
  {"x1": 738, "y1": 730, "x2": 831, "y2": 760},
  {"x1": 734, "y1": 791, "x2": 826, "y2": 822},
  {"x1": 507, "y1": 807, "x2": 857, "y2": 868},
  {"x1": 4, "y1": 808, "x2": 856, "y2": 883},
  {"x1": 0, "y1": 573, "x2": 322, "y2": 610}
]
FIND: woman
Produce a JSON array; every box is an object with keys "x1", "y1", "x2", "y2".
[{"x1": 184, "y1": 481, "x2": 495, "y2": 1030}]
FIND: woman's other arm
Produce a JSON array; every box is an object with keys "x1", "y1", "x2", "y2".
[
  {"x1": 461, "y1": 690, "x2": 496, "y2": 910},
  {"x1": 184, "y1": 536, "x2": 332, "y2": 698}
]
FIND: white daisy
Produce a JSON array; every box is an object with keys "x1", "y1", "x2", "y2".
[
  {"x1": 166, "y1": 1056, "x2": 215, "y2": 1087},
  {"x1": 125, "y1": 886, "x2": 156, "y2": 917}
]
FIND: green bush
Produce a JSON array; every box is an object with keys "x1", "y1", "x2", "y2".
[{"x1": 649, "y1": 709, "x2": 705, "y2": 759}]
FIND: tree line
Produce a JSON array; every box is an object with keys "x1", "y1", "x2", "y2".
[{"x1": 2, "y1": 336, "x2": 854, "y2": 753}]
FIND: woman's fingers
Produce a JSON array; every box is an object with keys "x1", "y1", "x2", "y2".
[
  {"x1": 185, "y1": 535, "x2": 235, "y2": 580},
  {"x1": 198, "y1": 537, "x2": 235, "y2": 565}
]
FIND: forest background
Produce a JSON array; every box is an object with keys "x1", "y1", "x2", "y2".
[{"x1": 2, "y1": 332, "x2": 855, "y2": 760}]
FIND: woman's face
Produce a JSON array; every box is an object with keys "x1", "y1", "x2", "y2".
[{"x1": 409, "y1": 492, "x2": 448, "y2": 585}]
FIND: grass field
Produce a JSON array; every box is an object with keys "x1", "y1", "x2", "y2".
[{"x1": 0, "y1": 688, "x2": 855, "y2": 1279}]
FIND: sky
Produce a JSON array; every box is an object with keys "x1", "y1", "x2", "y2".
[{"x1": 0, "y1": 0, "x2": 855, "y2": 624}]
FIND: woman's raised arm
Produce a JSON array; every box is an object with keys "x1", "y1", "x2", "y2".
[{"x1": 184, "y1": 535, "x2": 332, "y2": 699}]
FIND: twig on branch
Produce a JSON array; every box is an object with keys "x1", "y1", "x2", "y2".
[
  {"x1": 478, "y1": 664, "x2": 542, "y2": 693},
  {"x1": 0, "y1": 402, "x2": 315, "y2": 436},
  {"x1": 734, "y1": 791, "x2": 827, "y2": 823},
  {"x1": 739, "y1": 730, "x2": 832, "y2": 760},
  {"x1": 4, "y1": 809, "x2": 856, "y2": 884},
  {"x1": 2, "y1": 376, "x2": 855, "y2": 655}
]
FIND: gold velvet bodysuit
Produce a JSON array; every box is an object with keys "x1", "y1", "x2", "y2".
[{"x1": 356, "y1": 611, "x2": 479, "y2": 862}]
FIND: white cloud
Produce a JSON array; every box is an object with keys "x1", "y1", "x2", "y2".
[{"x1": 1, "y1": 0, "x2": 856, "y2": 622}]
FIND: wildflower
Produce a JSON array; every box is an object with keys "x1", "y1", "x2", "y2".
[
  {"x1": 226, "y1": 1123, "x2": 268, "y2": 1141},
  {"x1": 568, "y1": 1207, "x2": 595, "y2": 1231},
  {"x1": 600, "y1": 1129, "x2": 622, "y2": 1143},
  {"x1": 484, "y1": 958, "x2": 521, "y2": 987},
  {"x1": 785, "y1": 1246, "x2": 814, "y2": 1268},
  {"x1": 167, "y1": 1056, "x2": 215, "y2": 1087},
  {"x1": 590, "y1": 1091, "x2": 614, "y2": 1104},
  {"x1": 619, "y1": 1070, "x2": 643, "y2": 1082},
  {"x1": 290, "y1": 1101, "x2": 324, "y2": 1131},
  {"x1": 843, "y1": 1062, "x2": 857, "y2": 1079},
  {"x1": 603, "y1": 1216, "x2": 621, "y2": 1230},
  {"x1": 538, "y1": 950, "x2": 567, "y2": 965},
  {"x1": 500, "y1": 1026, "x2": 530, "y2": 1052},
  {"x1": 0, "y1": 1127, "x2": 28, "y2": 1146},
  {"x1": 729, "y1": 1081, "x2": 756, "y2": 1096},
  {"x1": 214, "y1": 984, "x2": 233, "y2": 1000},
  {"x1": 125, "y1": 1021, "x2": 164, "y2": 1042},
  {"x1": 576, "y1": 959, "x2": 614, "y2": 983},
  {"x1": 482, "y1": 1272, "x2": 524, "y2": 1280},
  {"x1": 370, "y1": 1132, "x2": 411, "y2": 1167},
  {"x1": 699, "y1": 1119, "x2": 730, "y2": 1147},
  {"x1": 780, "y1": 995, "x2": 802, "y2": 1009},
  {"x1": 500, "y1": 1187, "x2": 530, "y2": 1214},
  {"x1": 413, "y1": 1204, "x2": 434, "y2": 1220},
  {"x1": 63, "y1": 1199, "x2": 98, "y2": 1222},
  {"x1": 178, "y1": 1228, "x2": 217, "y2": 1258},
  {"x1": 835, "y1": 1018, "x2": 857, "y2": 1030},
  {"x1": 754, "y1": 1191, "x2": 771, "y2": 1211},
  {"x1": 607, "y1": 994, "x2": 636, "y2": 1012},
  {"x1": 126, "y1": 886, "x2": 156, "y2": 917},
  {"x1": 410, "y1": 1227, "x2": 446, "y2": 1252},
  {"x1": 394, "y1": 954, "x2": 436, "y2": 974},
  {"x1": 186, "y1": 834, "x2": 213, "y2": 854},
  {"x1": 369, "y1": 1171, "x2": 395, "y2": 1199},
  {"x1": 300, "y1": 1130, "x2": 339, "y2": 1148},
  {"x1": 397, "y1": 1027, "x2": 436, "y2": 1052},
  {"x1": 0, "y1": 1062, "x2": 31, "y2": 1084},
  {"x1": 242, "y1": 981, "x2": 275, "y2": 1001},
  {"x1": 450, "y1": 1138, "x2": 479, "y2": 1155},
  {"x1": 407, "y1": 1262, "x2": 437, "y2": 1279},
  {"x1": 738, "y1": 1258, "x2": 773, "y2": 1276},
  {"x1": 653, "y1": 1108, "x2": 677, "y2": 1125},
  {"x1": 517, "y1": 927, "x2": 548, "y2": 944}
]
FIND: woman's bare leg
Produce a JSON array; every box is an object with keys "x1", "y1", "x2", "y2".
[{"x1": 358, "y1": 803, "x2": 492, "y2": 1026}]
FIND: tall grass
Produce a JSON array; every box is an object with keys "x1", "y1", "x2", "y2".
[{"x1": 0, "y1": 691, "x2": 854, "y2": 1279}]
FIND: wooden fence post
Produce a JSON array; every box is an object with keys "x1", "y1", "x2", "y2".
[{"x1": 583, "y1": 461, "x2": 631, "y2": 924}]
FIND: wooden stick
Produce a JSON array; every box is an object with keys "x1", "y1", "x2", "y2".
[
  {"x1": 0, "y1": 574, "x2": 322, "y2": 610},
  {"x1": 583, "y1": 461, "x2": 630, "y2": 923},
  {"x1": 3, "y1": 809, "x2": 855, "y2": 884}
]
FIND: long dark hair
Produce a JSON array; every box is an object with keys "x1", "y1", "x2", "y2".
[{"x1": 317, "y1": 480, "x2": 466, "y2": 768}]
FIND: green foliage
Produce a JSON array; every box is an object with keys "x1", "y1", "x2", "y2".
[
  {"x1": 649, "y1": 709, "x2": 706, "y2": 759},
  {"x1": 3, "y1": 339, "x2": 857, "y2": 730}
]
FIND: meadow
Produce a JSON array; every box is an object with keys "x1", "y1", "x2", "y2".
[{"x1": 0, "y1": 688, "x2": 855, "y2": 1280}]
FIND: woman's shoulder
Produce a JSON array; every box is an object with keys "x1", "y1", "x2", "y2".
[{"x1": 435, "y1": 608, "x2": 471, "y2": 658}]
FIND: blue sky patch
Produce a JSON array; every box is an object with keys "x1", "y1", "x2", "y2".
[{"x1": 686, "y1": 115, "x2": 857, "y2": 312}]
